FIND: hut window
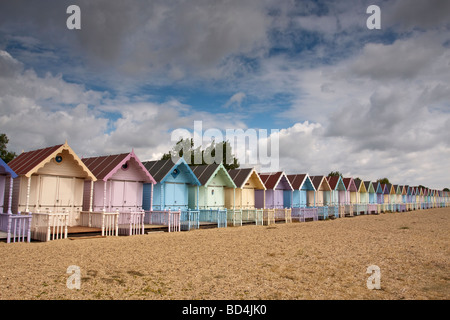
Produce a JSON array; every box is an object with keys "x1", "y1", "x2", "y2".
[
  {"x1": 171, "y1": 168, "x2": 180, "y2": 179},
  {"x1": 121, "y1": 162, "x2": 128, "y2": 170},
  {"x1": 211, "y1": 189, "x2": 214, "y2": 195},
  {"x1": 55, "y1": 155, "x2": 63, "y2": 164}
]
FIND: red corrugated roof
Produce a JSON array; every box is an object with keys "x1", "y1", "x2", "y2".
[
  {"x1": 8, "y1": 144, "x2": 64, "y2": 176},
  {"x1": 82, "y1": 153, "x2": 129, "y2": 180}
]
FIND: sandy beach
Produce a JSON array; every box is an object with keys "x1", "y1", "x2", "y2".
[{"x1": 0, "y1": 208, "x2": 448, "y2": 300}]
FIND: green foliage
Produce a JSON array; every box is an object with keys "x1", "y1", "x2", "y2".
[
  {"x1": 161, "y1": 138, "x2": 239, "y2": 170},
  {"x1": 443, "y1": 188, "x2": 449, "y2": 192},
  {"x1": 327, "y1": 171, "x2": 342, "y2": 178},
  {"x1": 0, "y1": 133, "x2": 16, "y2": 163},
  {"x1": 377, "y1": 178, "x2": 390, "y2": 185}
]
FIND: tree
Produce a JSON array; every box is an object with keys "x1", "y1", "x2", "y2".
[
  {"x1": 0, "y1": 133, "x2": 16, "y2": 163},
  {"x1": 443, "y1": 188, "x2": 449, "y2": 192},
  {"x1": 161, "y1": 138, "x2": 239, "y2": 170},
  {"x1": 327, "y1": 171, "x2": 343, "y2": 178},
  {"x1": 377, "y1": 178, "x2": 390, "y2": 185}
]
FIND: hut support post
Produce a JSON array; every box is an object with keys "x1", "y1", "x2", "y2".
[
  {"x1": 7, "y1": 176, "x2": 13, "y2": 214},
  {"x1": 150, "y1": 183, "x2": 154, "y2": 211},
  {"x1": 25, "y1": 176, "x2": 31, "y2": 212}
]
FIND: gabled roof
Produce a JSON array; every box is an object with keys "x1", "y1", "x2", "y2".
[
  {"x1": 259, "y1": 171, "x2": 293, "y2": 190},
  {"x1": 190, "y1": 163, "x2": 236, "y2": 188},
  {"x1": 142, "y1": 158, "x2": 200, "y2": 185},
  {"x1": 227, "y1": 167, "x2": 265, "y2": 190},
  {"x1": 343, "y1": 177, "x2": 357, "y2": 192},
  {"x1": 364, "y1": 181, "x2": 375, "y2": 193},
  {"x1": 310, "y1": 175, "x2": 331, "y2": 191},
  {"x1": 8, "y1": 142, "x2": 96, "y2": 180},
  {"x1": 82, "y1": 151, "x2": 155, "y2": 183},
  {"x1": 287, "y1": 173, "x2": 315, "y2": 191},
  {"x1": 327, "y1": 175, "x2": 346, "y2": 191},
  {"x1": 0, "y1": 158, "x2": 17, "y2": 178},
  {"x1": 354, "y1": 178, "x2": 367, "y2": 193}
]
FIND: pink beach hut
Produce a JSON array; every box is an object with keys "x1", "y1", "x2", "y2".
[{"x1": 81, "y1": 151, "x2": 156, "y2": 236}]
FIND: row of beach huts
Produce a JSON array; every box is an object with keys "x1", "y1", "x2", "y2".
[{"x1": 0, "y1": 142, "x2": 448, "y2": 243}]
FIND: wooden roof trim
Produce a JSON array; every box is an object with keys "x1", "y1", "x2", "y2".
[{"x1": 25, "y1": 142, "x2": 96, "y2": 180}]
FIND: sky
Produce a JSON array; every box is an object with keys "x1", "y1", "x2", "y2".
[{"x1": 0, "y1": 0, "x2": 449, "y2": 189}]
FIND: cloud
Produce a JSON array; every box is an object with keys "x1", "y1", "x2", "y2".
[{"x1": 223, "y1": 92, "x2": 246, "y2": 109}]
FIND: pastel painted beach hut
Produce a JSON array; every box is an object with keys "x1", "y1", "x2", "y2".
[
  {"x1": 397, "y1": 185, "x2": 406, "y2": 212},
  {"x1": 414, "y1": 187, "x2": 421, "y2": 210},
  {"x1": 81, "y1": 151, "x2": 157, "y2": 236},
  {"x1": 256, "y1": 171, "x2": 293, "y2": 224},
  {"x1": 342, "y1": 177, "x2": 357, "y2": 216},
  {"x1": 327, "y1": 175, "x2": 347, "y2": 217},
  {"x1": 7, "y1": 142, "x2": 97, "y2": 241},
  {"x1": 311, "y1": 175, "x2": 335, "y2": 218},
  {"x1": 353, "y1": 178, "x2": 368, "y2": 215},
  {"x1": 288, "y1": 174, "x2": 318, "y2": 221},
  {"x1": 364, "y1": 181, "x2": 378, "y2": 214},
  {"x1": 382, "y1": 183, "x2": 392, "y2": 211},
  {"x1": 0, "y1": 158, "x2": 32, "y2": 243},
  {"x1": 374, "y1": 182, "x2": 385, "y2": 213},
  {"x1": 225, "y1": 167, "x2": 265, "y2": 225},
  {"x1": 189, "y1": 163, "x2": 236, "y2": 228},
  {"x1": 406, "y1": 186, "x2": 414, "y2": 210},
  {"x1": 142, "y1": 158, "x2": 201, "y2": 231}
]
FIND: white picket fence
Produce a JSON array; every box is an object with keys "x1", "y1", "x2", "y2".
[
  {"x1": 144, "y1": 210, "x2": 181, "y2": 232},
  {"x1": 118, "y1": 211, "x2": 145, "y2": 236},
  {"x1": 0, "y1": 212, "x2": 32, "y2": 243},
  {"x1": 80, "y1": 211, "x2": 119, "y2": 236},
  {"x1": 30, "y1": 211, "x2": 68, "y2": 242}
]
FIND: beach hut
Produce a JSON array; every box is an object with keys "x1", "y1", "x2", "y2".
[
  {"x1": 226, "y1": 167, "x2": 266, "y2": 225},
  {"x1": 7, "y1": 142, "x2": 96, "y2": 241},
  {"x1": 414, "y1": 187, "x2": 421, "y2": 210},
  {"x1": 0, "y1": 158, "x2": 32, "y2": 243},
  {"x1": 255, "y1": 171, "x2": 293, "y2": 224},
  {"x1": 288, "y1": 174, "x2": 318, "y2": 221},
  {"x1": 342, "y1": 177, "x2": 357, "y2": 216},
  {"x1": 142, "y1": 158, "x2": 201, "y2": 231},
  {"x1": 406, "y1": 186, "x2": 414, "y2": 210},
  {"x1": 382, "y1": 183, "x2": 393, "y2": 211},
  {"x1": 374, "y1": 182, "x2": 385, "y2": 213},
  {"x1": 400, "y1": 186, "x2": 408, "y2": 212},
  {"x1": 189, "y1": 163, "x2": 236, "y2": 228},
  {"x1": 364, "y1": 181, "x2": 378, "y2": 214},
  {"x1": 327, "y1": 175, "x2": 347, "y2": 217},
  {"x1": 81, "y1": 151, "x2": 157, "y2": 235},
  {"x1": 311, "y1": 175, "x2": 335, "y2": 218},
  {"x1": 397, "y1": 185, "x2": 406, "y2": 212},
  {"x1": 354, "y1": 178, "x2": 368, "y2": 215}
]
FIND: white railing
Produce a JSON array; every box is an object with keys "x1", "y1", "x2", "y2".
[
  {"x1": 367, "y1": 204, "x2": 378, "y2": 214},
  {"x1": 180, "y1": 210, "x2": 200, "y2": 231},
  {"x1": 144, "y1": 210, "x2": 181, "y2": 232},
  {"x1": 241, "y1": 209, "x2": 264, "y2": 225},
  {"x1": 274, "y1": 208, "x2": 292, "y2": 223},
  {"x1": 80, "y1": 211, "x2": 119, "y2": 236},
  {"x1": 0, "y1": 212, "x2": 32, "y2": 243},
  {"x1": 263, "y1": 208, "x2": 275, "y2": 225},
  {"x1": 291, "y1": 207, "x2": 318, "y2": 222},
  {"x1": 30, "y1": 211, "x2": 68, "y2": 242},
  {"x1": 199, "y1": 209, "x2": 227, "y2": 228},
  {"x1": 118, "y1": 211, "x2": 145, "y2": 236},
  {"x1": 227, "y1": 209, "x2": 242, "y2": 226}
]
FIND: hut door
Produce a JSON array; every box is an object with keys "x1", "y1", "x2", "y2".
[
  {"x1": 242, "y1": 188, "x2": 254, "y2": 208},
  {"x1": 123, "y1": 181, "x2": 140, "y2": 211},
  {"x1": 111, "y1": 180, "x2": 125, "y2": 211},
  {"x1": 208, "y1": 186, "x2": 224, "y2": 208},
  {"x1": 39, "y1": 175, "x2": 58, "y2": 212}
]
